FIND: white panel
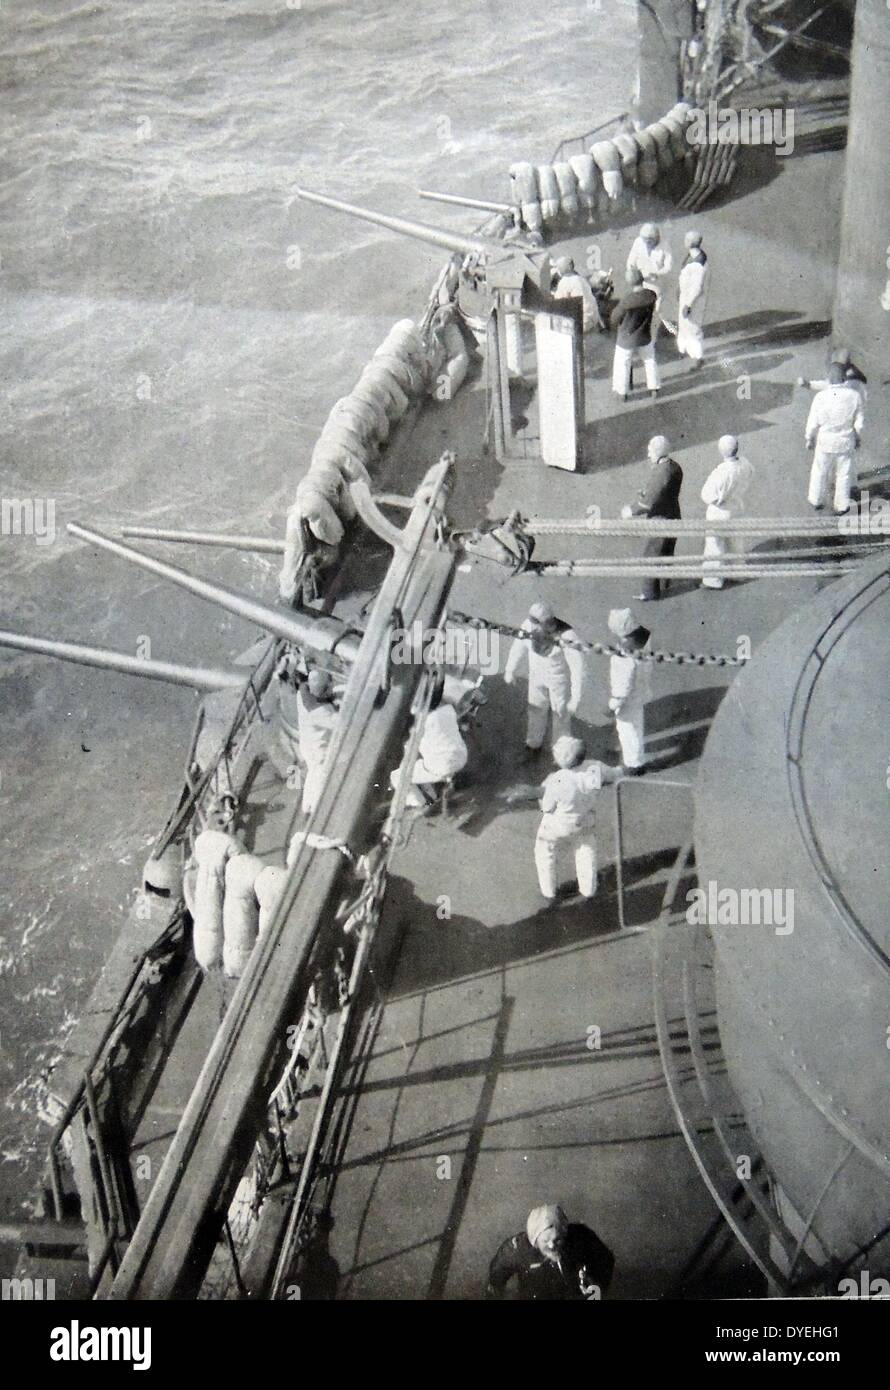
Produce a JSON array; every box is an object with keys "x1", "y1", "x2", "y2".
[{"x1": 534, "y1": 313, "x2": 578, "y2": 471}]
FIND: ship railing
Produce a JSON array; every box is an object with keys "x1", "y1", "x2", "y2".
[
  {"x1": 46, "y1": 907, "x2": 192, "y2": 1261},
  {"x1": 549, "y1": 112, "x2": 630, "y2": 167}
]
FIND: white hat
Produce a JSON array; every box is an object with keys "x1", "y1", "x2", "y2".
[
  {"x1": 640, "y1": 222, "x2": 660, "y2": 240},
  {"x1": 718, "y1": 434, "x2": 739, "y2": 457},
  {"x1": 649, "y1": 434, "x2": 671, "y2": 459},
  {"x1": 553, "y1": 736, "x2": 585, "y2": 769},
  {"x1": 684, "y1": 229, "x2": 703, "y2": 248},
  {"x1": 608, "y1": 608, "x2": 638, "y2": 639},
  {"x1": 528, "y1": 600, "x2": 555, "y2": 625},
  {"x1": 553, "y1": 255, "x2": 574, "y2": 276}
]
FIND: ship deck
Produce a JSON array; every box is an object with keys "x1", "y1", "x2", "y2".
[
  {"x1": 130, "y1": 105, "x2": 890, "y2": 1298},
  {"x1": 312, "y1": 111, "x2": 888, "y2": 1298}
]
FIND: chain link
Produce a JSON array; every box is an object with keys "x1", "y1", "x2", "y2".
[{"x1": 447, "y1": 611, "x2": 748, "y2": 668}]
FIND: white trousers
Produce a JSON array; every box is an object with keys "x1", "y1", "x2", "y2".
[
  {"x1": 301, "y1": 761, "x2": 327, "y2": 815},
  {"x1": 527, "y1": 701, "x2": 572, "y2": 751},
  {"x1": 389, "y1": 750, "x2": 467, "y2": 807},
  {"x1": 612, "y1": 342, "x2": 659, "y2": 395},
  {"x1": 676, "y1": 315, "x2": 704, "y2": 360},
  {"x1": 534, "y1": 828, "x2": 597, "y2": 898},
  {"x1": 701, "y1": 531, "x2": 734, "y2": 587},
  {"x1": 808, "y1": 447, "x2": 855, "y2": 512},
  {"x1": 615, "y1": 702, "x2": 646, "y2": 769}
]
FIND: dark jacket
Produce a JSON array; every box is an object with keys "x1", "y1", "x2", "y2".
[
  {"x1": 631, "y1": 456, "x2": 683, "y2": 520},
  {"x1": 610, "y1": 287, "x2": 657, "y2": 349},
  {"x1": 487, "y1": 1224, "x2": 615, "y2": 1301}
]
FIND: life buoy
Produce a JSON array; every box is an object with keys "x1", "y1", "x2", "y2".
[
  {"x1": 648, "y1": 122, "x2": 675, "y2": 173},
  {"x1": 612, "y1": 133, "x2": 640, "y2": 185},
  {"x1": 552, "y1": 161, "x2": 580, "y2": 218},
  {"x1": 222, "y1": 852, "x2": 264, "y2": 978},
  {"x1": 193, "y1": 829, "x2": 241, "y2": 971},
  {"x1": 590, "y1": 142, "x2": 623, "y2": 199},
  {"x1": 509, "y1": 162, "x2": 543, "y2": 232},
  {"x1": 569, "y1": 154, "x2": 598, "y2": 210},
  {"x1": 536, "y1": 164, "x2": 562, "y2": 223},
  {"x1": 255, "y1": 864, "x2": 288, "y2": 937}
]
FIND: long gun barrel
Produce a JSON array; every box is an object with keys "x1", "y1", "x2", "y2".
[
  {"x1": 418, "y1": 188, "x2": 513, "y2": 214},
  {"x1": 122, "y1": 526, "x2": 285, "y2": 554},
  {"x1": 0, "y1": 630, "x2": 247, "y2": 693},
  {"x1": 295, "y1": 186, "x2": 497, "y2": 257},
  {"x1": 66, "y1": 523, "x2": 361, "y2": 662}
]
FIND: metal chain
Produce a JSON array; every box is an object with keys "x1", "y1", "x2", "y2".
[{"x1": 447, "y1": 611, "x2": 748, "y2": 668}]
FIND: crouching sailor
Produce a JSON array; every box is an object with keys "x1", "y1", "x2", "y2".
[
  {"x1": 607, "y1": 609, "x2": 651, "y2": 773},
  {"x1": 503, "y1": 601, "x2": 585, "y2": 758},
  {"x1": 297, "y1": 668, "x2": 340, "y2": 815},
  {"x1": 390, "y1": 677, "x2": 469, "y2": 809},
  {"x1": 486, "y1": 1203, "x2": 615, "y2": 1301}
]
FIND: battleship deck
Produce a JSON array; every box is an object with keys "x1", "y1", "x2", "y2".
[
  {"x1": 306, "y1": 115, "x2": 888, "y2": 1297},
  {"x1": 50, "y1": 102, "x2": 890, "y2": 1298}
]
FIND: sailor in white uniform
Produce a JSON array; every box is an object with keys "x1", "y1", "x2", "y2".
[
  {"x1": 390, "y1": 685, "x2": 469, "y2": 808},
  {"x1": 503, "y1": 601, "x2": 586, "y2": 756},
  {"x1": 552, "y1": 256, "x2": 603, "y2": 335},
  {"x1": 296, "y1": 669, "x2": 340, "y2": 815},
  {"x1": 805, "y1": 363, "x2": 865, "y2": 514},
  {"x1": 607, "y1": 608, "x2": 652, "y2": 774},
  {"x1": 676, "y1": 230, "x2": 709, "y2": 368},
  {"x1": 700, "y1": 435, "x2": 754, "y2": 589},
  {"x1": 626, "y1": 222, "x2": 673, "y2": 306},
  {"x1": 533, "y1": 738, "x2": 619, "y2": 900}
]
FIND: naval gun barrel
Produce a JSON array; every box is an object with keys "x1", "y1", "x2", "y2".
[
  {"x1": 417, "y1": 188, "x2": 513, "y2": 215},
  {"x1": 122, "y1": 525, "x2": 285, "y2": 554},
  {"x1": 0, "y1": 630, "x2": 247, "y2": 693},
  {"x1": 66, "y1": 523, "x2": 361, "y2": 662},
  {"x1": 295, "y1": 185, "x2": 498, "y2": 257}
]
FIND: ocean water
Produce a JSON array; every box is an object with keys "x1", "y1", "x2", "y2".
[{"x1": 0, "y1": 0, "x2": 635, "y2": 1217}]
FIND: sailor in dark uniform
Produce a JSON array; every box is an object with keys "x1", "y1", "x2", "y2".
[
  {"x1": 621, "y1": 434, "x2": 684, "y2": 602},
  {"x1": 486, "y1": 1204, "x2": 614, "y2": 1301}
]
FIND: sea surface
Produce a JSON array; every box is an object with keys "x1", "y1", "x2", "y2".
[{"x1": 0, "y1": 0, "x2": 635, "y2": 1220}]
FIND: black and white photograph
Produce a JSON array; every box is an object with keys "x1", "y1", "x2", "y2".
[{"x1": 0, "y1": 0, "x2": 886, "y2": 1346}]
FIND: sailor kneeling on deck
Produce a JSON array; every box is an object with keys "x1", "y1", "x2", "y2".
[
  {"x1": 390, "y1": 676, "x2": 469, "y2": 809},
  {"x1": 487, "y1": 1204, "x2": 614, "y2": 1301}
]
